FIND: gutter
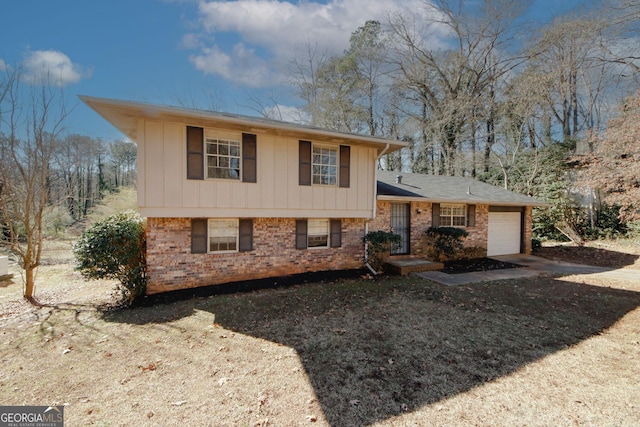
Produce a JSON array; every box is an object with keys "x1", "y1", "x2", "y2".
[{"x1": 364, "y1": 143, "x2": 391, "y2": 275}]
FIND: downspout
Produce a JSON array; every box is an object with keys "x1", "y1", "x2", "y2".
[{"x1": 365, "y1": 143, "x2": 391, "y2": 275}]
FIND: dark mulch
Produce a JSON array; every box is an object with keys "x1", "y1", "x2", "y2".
[
  {"x1": 136, "y1": 268, "x2": 369, "y2": 307},
  {"x1": 441, "y1": 257, "x2": 522, "y2": 274}
]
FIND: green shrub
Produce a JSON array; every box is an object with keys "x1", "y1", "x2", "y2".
[
  {"x1": 73, "y1": 211, "x2": 146, "y2": 305},
  {"x1": 422, "y1": 227, "x2": 469, "y2": 261},
  {"x1": 364, "y1": 230, "x2": 402, "y2": 273}
]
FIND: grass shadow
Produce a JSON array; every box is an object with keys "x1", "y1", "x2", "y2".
[
  {"x1": 536, "y1": 245, "x2": 640, "y2": 269},
  {"x1": 105, "y1": 275, "x2": 640, "y2": 426}
]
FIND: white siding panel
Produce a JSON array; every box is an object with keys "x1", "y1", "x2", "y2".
[
  {"x1": 198, "y1": 182, "x2": 215, "y2": 208},
  {"x1": 261, "y1": 135, "x2": 275, "y2": 209},
  {"x1": 216, "y1": 181, "x2": 233, "y2": 208},
  {"x1": 273, "y1": 136, "x2": 288, "y2": 209},
  {"x1": 182, "y1": 180, "x2": 200, "y2": 207},
  {"x1": 287, "y1": 139, "x2": 300, "y2": 209},
  {"x1": 144, "y1": 121, "x2": 164, "y2": 207},
  {"x1": 163, "y1": 123, "x2": 183, "y2": 207},
  {"x1": 137, "y1": 123, "x2": 378, "y2": 218},
  {"x1": 136, "y1": 119, "x2": 146, "y2": 207}
]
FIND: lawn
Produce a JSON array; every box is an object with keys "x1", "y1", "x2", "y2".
[{"x1": 1, "y1": 241, "x2": 639, "y2": 426}]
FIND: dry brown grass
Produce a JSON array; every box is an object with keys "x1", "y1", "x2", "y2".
[{"x1": 1, "y1": 242, "x2": 639, "y2": 426}]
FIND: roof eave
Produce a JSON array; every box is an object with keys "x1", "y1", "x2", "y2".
[{"x1": 79, "y1": 95, "x2": 408, "y2": 152}]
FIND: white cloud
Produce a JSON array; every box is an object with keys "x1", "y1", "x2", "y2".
[
  {"x1": 189, "y1": 0, "x2": 429, "y2": 86},
  {"x1": 0, "y1": 59, "x2": 8, "y2": 71},
  {"x1": 190, "y1": 43, "x2": 273, "y2": 87},
  {"x1": 22, "y1": 50, "x2": 88, "y2": 86}
]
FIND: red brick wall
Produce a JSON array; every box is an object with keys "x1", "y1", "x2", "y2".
[
  {"x1": 524, "y1": 206, "x2": 533, "y2": 254},
  {"x1": 372, "y1": 200, "x2": 490, "y2": 258},
  {"x1": 145, "y1": 217, "x2": 366, "y2": 294}
]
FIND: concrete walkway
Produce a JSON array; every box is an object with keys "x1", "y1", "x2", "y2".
[{"x1": 414, "y1": 254, "x2": 640, "y2": 286}]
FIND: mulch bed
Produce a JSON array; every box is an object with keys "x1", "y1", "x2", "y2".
[{"x1": 441, "y1": 258, "x2": 522, "y2": 274}]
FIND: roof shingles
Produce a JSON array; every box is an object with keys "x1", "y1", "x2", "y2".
[{"x1": 376, "y1": 171, "x2": 545, "y2": 206}]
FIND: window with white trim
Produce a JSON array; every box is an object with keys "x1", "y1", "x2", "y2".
[
  {"x1": 208, "y1": 219, "x2": 238, "y2": 252},
  {"x1": 312, "y1": 145, "x2": 337, "y2": 186},
  {"x1": 440, "y1": 204, "x2": 466, "y2": 227},
  {"x1": 307, "y1": 219, "x2": 329, "y2": 248},
  {"x1": 206, "y1": 138, "x2": 241, "y2": 180}
]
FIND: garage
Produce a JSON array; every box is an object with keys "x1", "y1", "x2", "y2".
[{"x1": 487, "y1": 211, "x2": 522, "y2": 256}]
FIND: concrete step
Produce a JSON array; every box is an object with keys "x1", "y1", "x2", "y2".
[{"x1": 384, "y1": 257, "x2": 444, "y2": 275}]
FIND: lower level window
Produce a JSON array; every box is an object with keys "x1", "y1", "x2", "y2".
[
  {"x1": 307, "y1": 219, "x2": 329, "y2": 248},
  {"x1": 208, "y1": 219, "x2": 238, "y2": 252},
  {"x1": 440, "y1": 204, "x2": 466, "y2": 227}
]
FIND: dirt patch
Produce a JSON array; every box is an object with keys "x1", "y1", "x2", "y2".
[{"x1": 441, "y1": 257, "x2": 522, "y2": 274}]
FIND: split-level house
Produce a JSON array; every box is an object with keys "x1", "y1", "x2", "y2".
[
  {"x1": 81, "y1": 96, "x2": 406, "y2": 294},
  {"x1": 81, "y1": 96, "x2": 544, "y2": 294}
]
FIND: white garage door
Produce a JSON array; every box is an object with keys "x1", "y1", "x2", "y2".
[{"x1": 487, "y1": 212, "x2": 521, "y2": 256}]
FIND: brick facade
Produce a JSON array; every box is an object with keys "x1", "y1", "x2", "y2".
[
  {"x1": 372, "y1": 200, "x2": 491, "y2": 259},
  {"x1": 523, "y1": 206, "x2": 533, "y2": 255},
  {"x1": 145, "y1": 217, "x2": 366, "y2": 294},
  {"x1": 145, "y1": 203, "x2": 534, "y2": 294}
]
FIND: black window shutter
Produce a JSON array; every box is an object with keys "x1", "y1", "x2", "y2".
[
  {"x1": 187, "y1": 126, "x2": 204, "y2": 180},
  {"x1": 296, "y1": 219, "x2": 308, "y2": 249},
  {"x1": 239, "y1": 219, "x2": 253, "y2": 251},
  {"x1": 242, "y1": 133, "x2": 257, "y2": 183},
  {"x1": 339, "y1": 145, "x2": 350, "y2": 188},
  {"x1": 191, "y1": 219, "x2": 208, "y2": 253},
  {"x1": 299, "y1": 140, "x2": 312, "y2": 186},
  {"x1": 467, "y1": 204, "x2": 476, "y2": 227},
  {"x1": 330, "y1": 219, "x2": 342, "y2": 248},
  {"x1": 432, "y1": 203, "x2": 441, "y2": 228}
]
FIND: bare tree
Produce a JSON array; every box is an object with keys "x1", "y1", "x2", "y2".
[
  {"x1": 388, "y1": 0, "x2": 532, "y2": 175},
  {"x1": 0, "y1": 69, "x2": 69, "y2": 301},
  {"x1": 289, "y1": 40, "x2": 330, "y2": 127}
]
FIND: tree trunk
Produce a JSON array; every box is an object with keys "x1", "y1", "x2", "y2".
[{"x1": 24, "y1": 265, "x2": 35, "y2": 300}]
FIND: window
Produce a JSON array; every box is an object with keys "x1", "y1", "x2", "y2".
[
  {"x1": 440, "y1": 204, "x2": 466, "y2": 227},
  {"x1": 307, "y1": 219, "x2": 329, "y2": 248},
  {"x1": 312, "y1": 145, "x2": 337, "y2": 185},
  {"x1": 192, "y1": 219, "x2": 253, "y2": 254},
  {"x1": 206, "y1": 138, "x2": 241, "y2": 180},
  {"x1": 208, "y1": 219, "x2": 238, "y2": 252}
]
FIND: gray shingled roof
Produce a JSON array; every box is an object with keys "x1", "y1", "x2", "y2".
[{"x1": 376, "y1": 170, "x2": 546, "y2": 206}]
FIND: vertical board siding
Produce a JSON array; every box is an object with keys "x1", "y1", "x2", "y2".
[
  {"x1": 141, "y1": 122, "x2": 378, "y2": 216},
  {"x1": 145, "y1": 121, "x2": 164, "y2": 207},
  {"x1": 164, "y1": 124, "x2": 183, "y2": 207}
]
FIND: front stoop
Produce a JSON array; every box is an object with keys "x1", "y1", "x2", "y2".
[{"x1": 384, "y1": 256, "x2": 444, "y2": 276}]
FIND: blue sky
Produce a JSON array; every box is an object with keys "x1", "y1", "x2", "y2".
[{"x1": 2, "y1": 0, "x2": 591, "y2": 141}]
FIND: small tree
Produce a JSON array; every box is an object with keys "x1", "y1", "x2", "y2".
[
  {"x1": 422, "y1": 227, "x2": 469, "y2": 262},
  {"x1": 0, "y1": 68, "x2": 69, "y2": 302},
  {"x1": 364, "y1": 230, "x2": 402, "y2": 273},
  {"x1": 73, "y1": 211, "x2": 146, "y2": 305}
]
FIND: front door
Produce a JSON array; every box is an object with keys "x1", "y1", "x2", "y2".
[{"x1": 390, "y1": 203, "x2": 410, "y2": 255}]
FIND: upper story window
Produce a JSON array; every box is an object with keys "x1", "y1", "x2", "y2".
[
  {"x1": 186, "y1": 126, "x2": 257, "y2": 183},
  {"x1": 312, "y1": 145, "x2": 337, "y2": 186},
  {"x1": 299, "y1": 140, "x2": 349, "y2": 188},
  {"x1": 440, "y1": 204, "x2": 466, "y2": 227},
  {"x1": 206, "y1": 138, "x2": 241, "y2": 180}
]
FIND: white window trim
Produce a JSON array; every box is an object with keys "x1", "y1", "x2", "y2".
[
  {"x1": 207, "y1": 219, "x2": 239, "y2": 253},
  {"x1": 312, "y1": 144, "x2": 338, "y2": 187},
  {"x1": 307, "y1": 218, "x2": 330, "y2": 249},
  {"x1": 205, "y1": 136, "x2": 242, "y2": 181},
  {"x1": 440, "y1": 203, "x2": 467, "y2": 227}
]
